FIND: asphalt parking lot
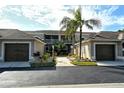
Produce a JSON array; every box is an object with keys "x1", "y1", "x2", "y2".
[{"x1": 0, "y1": 66, "x2": 124, "y2": 87}]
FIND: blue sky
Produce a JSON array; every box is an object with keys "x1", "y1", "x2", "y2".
[{"x1": 0, "y1": 5, "x2": 124, "y2": 32}]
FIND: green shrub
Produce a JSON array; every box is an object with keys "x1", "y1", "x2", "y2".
[
  {"x1": 30, "y1": 61, "x2": 56, "y2": 67},
  {"x1": 30, "y1": 56, "x2": 56, "y2": 67},
  {"x1": 42, "y1": 53, "x2": 51, "y2": 61},
  {"x1": 68, "y1": 54, "x2": 79, "y2": 59}
]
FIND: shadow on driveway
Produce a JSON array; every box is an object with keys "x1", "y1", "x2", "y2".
[
  {"x1": 0, "y1": 67, "x2": 56, "y2": 73},
  {"x1": 107, "y1": 66, "x2": 124, "y2": 70},
  {"x1": 104, "y1": 66, "x2": 124, "y2": 75}
]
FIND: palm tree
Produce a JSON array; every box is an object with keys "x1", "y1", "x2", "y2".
[
  {"x1": 54, "y1": 41, "x2": 66, "y2": 56},
  {"x1": 60, "y1": 6, "x2": 101, "y2": 60},
  {"x1": 60, "y1": 17, "x2": 78, "y2": 54}
]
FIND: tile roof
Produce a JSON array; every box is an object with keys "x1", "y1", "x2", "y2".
[
  {"x1": 0, "y1": 29, "x2": 34, "y2": 40},
  {"x1": 87, "y1": 31, "x2": 119, "y2": 40},
  {"x1": 25, "y1": 30, "x2": 96, "y2": 35}
]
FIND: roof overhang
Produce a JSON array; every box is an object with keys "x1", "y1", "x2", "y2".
[
  {"x1": 34, "y1": 38, "x2": 46, "y2": 45},
  {"x1": 75, "y1": 39, "x2": 121, "y2": 45}
]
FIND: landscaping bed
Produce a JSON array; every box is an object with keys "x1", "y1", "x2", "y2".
[
  {"x1": 68, "y1": 54, "x2": 97, "y2": 66},
  {"x1": 71, "y1": 61, "x2": 97, "y2": 66},
  {"x1": 30, "y1": 53, "x2": 56, "y2": 68},
  {"x1": 30, "y1": 61, "x2": 56, "y2": 67}
]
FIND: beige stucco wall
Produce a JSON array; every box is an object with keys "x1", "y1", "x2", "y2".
[
  {"x1": 34, "y1": 40, "x2": 45, "y2": 56},
  {"x1": 117, "y1": 41, "x2": 123, "y2": 56},
  {"x1": 74, "y1": 42, "x2": 92, "y2": 60},
  {"x1": 74, "y1": 44, "x2": 80, "y2": 57},
  {"x1": 116, "y1": 41, "x2": 124, "y2": 61},
  {"x1": 81, "y1": 42, "x2": 91, "y2": 59},
  {"x1": 75, "y1": 41, "x2": 124, "y2": 61}
]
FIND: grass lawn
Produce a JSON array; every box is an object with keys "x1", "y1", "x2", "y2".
[{"x1": 71, "y1": 61, "x2": 97, "y2": 66}]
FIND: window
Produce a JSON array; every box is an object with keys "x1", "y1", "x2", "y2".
[
  {"x1": 122, "y1": 43, "x2": 124, "y2": 56},
  {"x1": 45, "y1": 35, "x2": 51, "y2": 39},
  {"x1": 51, "y1": 35, "x2": 58, "y2": 39},
  {"x1": 123, "y1": 51, "x2": 124, "y2": 56},
  {"x1": 122, "y1": 43, "x2": 124, "y2": 48},
  {"x1": 61, "y1": 35, "x2": 66, "y2": 40},
  {"x1": 45, "y1": 35, "x2": 59, "y2": 39},
  {"x1": 82, "y1": 38, "x2": 84, "y2": 40}
]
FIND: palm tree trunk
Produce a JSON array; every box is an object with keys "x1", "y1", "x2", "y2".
[
  {"x1": 72, "y1": 34, "x2": 75, "y2": 54},
  {"x1": 79, "y1": 25, "x2": 82, "y2": 60}
]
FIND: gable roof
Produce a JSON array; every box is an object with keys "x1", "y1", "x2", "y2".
[
  {"x1": 75, "y1": 31, "x2": 124, "y2": 45},
  {"x1": 87, "y1": 31, "x2": 119, "y2": 40},
  {"x1": 0, "y1": 29, "x2": 35, "y2": 40},
  {"x1": 25, "y1": 30, "x2": 96, "y2": 35}
]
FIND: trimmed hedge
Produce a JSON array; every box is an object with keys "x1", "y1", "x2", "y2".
[
  {"x1": 30, "y1": 61, "x2": 56, "y2": 67},
  {"x1": 71, "y1": 61, "x2": 97, "y2": 66}
]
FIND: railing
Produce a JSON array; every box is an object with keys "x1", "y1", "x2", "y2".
[
  {"x1": 61, "y1": 40, "x2": 72, "y2": 43},
  {"x1": 45, "y1": 39, "x2": 73, "y2": 44},
  {"x1": 45, "y1": 39, "x2": 59, "y2": 43}
]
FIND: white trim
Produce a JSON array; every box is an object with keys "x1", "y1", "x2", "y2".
[
  {"x1": 1, "y1": 41, "x2": 32, "y2": 62},
  {"x1": 35, "y1": 38, "x2": 46, "y2": 44},
  {"x1": 93, "y1": 42, "x2": 117, "y2": 61}
]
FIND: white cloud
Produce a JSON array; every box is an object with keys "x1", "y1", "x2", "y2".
[
  {"x1": 19, "y1": 5, "x2": 123, "y2": 32},
  {"x1": 1, "y1": 0, "x2": 124, "y2": 5},
  {"x1": 116, "y1": 17, "x2": 124, "y2": 25},
  {"x1": 20, "y1": 5, "x2": 74, "y2": 29},
  {"x1": 80, "y1": 6, "x2": 119, "y2": 25},
  {"x1": 0, "y1": 5, "x2": 124, "y2": 32},
  {"x1": 0, "y1": 19, "x2": 21, "y2": 29}
]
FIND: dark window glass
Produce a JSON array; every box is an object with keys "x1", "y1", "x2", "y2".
[
  {"x1": 45, "y1": 35, "x2": 58, "y2": 39},
  {"x1": 45, "y1": 35, "x2": 51, "y2": 39},
  {"x1": 82, "y1": 38, "x2": 84, "y2": 40},
  {"x1": 61, "y1": 35, "x2": 69, "y2": 41},
  {"x1": 122, "y1": 43, "x2": 124, "y2": 48},
  {"x1": 52, "y1": 35, "x2": 58, "y2": 39},
  {"x1": 123, "y1": 51, "x2": 124, "y2": 56}
]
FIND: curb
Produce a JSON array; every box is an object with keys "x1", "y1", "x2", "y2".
[{"x1": 29, "y1": 83, "x2": 124, "y2": 88}]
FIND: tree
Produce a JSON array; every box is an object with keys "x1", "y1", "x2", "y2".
[
  {"x1": 54, "y1": 41, "x2": 66, "y2": 55},
  {"x1": 118, "y1": 29, "x2": 124, "y2": 32},
  {"x1": 60, "y1": 16, "x2": 78, "y2": 54},
  {"x1": 60, "y1": 6, "x2": 101, "y2": 60}
]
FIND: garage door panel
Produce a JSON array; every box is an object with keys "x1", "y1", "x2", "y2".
[
  {"x1": 5, "y1": 44, "x2": 29, "y2": 62},
  {"x1": 96, "y1": 45, "x2": 115, "y2": 61}
]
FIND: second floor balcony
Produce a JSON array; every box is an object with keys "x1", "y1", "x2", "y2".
[
  {"x1": 45, "y1": 39, "x2": 59, "y2": 44},
  {"x1": 45, "y1": 39, "x2": 73, "y2": 44}
]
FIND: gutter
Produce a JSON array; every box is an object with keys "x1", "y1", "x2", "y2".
[
  {"x1": 34, "y1": 38, "x2": 46, "y2": 45},
  {"x1": 75, "y1": 39, "x2": 121, "y2": 45}
]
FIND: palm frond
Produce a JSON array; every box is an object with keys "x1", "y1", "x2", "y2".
[
  {"x1": 73, "y1": 7, "x2": 82, "y2": 22},
  {"x1": 85, "y1": 23, "x2": 93, "y2": 30},
  {"x1": 60, "y1": 16, "x2": 71, "y2": 26},
  {"x1": 85, "y1": 19, "x2": 101, "y2": 28},
  {"x1": 63, "y1": 19, "x2": 78, "y2": 38}
]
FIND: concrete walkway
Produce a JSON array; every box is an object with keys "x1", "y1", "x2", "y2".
[
  {"x1": 0, "y1": 62, "x2": 30, "y2": 68},
  {"x1": 97, "y1": 61, "x2": 124, "y2": 66},
  {"x1": 56, "y1": 57, "x2": 75, "y2": 66}
]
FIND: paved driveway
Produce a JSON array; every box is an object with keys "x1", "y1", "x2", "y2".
[
  {"x1": 97, "y1": 61, "x2": 124, "y2": 66},
  {"x1": 0, "y1": 66, "x2": 124, "y2": 87},
  {"x1": 56, "y1": 57, "x2": 75, "y2": 66}
]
